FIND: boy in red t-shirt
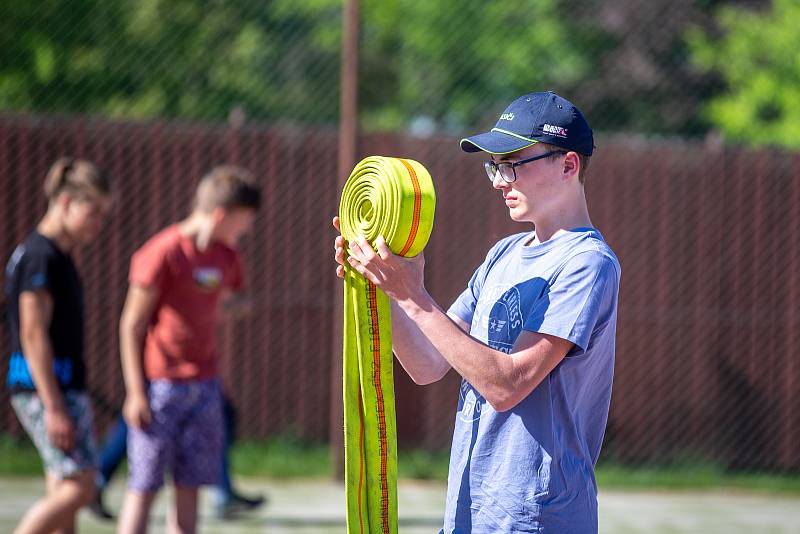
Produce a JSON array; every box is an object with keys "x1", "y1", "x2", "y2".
[{"x1": 116, "y1": 166, "x2": 260, "y2": 534}]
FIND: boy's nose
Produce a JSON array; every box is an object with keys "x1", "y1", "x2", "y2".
[{"x1": 492, "y1": 171, "x2": 508, "y2": 190}]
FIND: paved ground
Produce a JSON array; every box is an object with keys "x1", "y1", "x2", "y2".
[{"x1": 2, "y1": 477, "x2": 800, "y2": 533}]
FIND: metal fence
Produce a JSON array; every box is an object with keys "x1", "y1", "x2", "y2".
[
  {"x1": 1, "y1": 0, "x2": 799, "y2": 476},
  {"x1": 2, "y1": 115, "x2": 798, "y2": 473}
]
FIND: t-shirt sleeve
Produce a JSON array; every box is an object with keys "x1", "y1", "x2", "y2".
[
  {"x1": 16, "y1": 247, "x2": 53, "y2": 294},
  {"x1": 448, "y1": 242, "x2": 503, "y2": 325},
  {"x1": 448, "y1": 273, "x2": 480, "y2": 326},
  {"x1": 524, "y1": 251, "x2": 619, "y2": 352},
  {"x1": 129, "y1": 239, "x2": 170, "y2": 292}
]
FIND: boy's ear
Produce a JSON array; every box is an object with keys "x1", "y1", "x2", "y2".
[
  {"x1": 56, "y1": 191, "x2": 72, "y2": 210},
  {"x1": 211, "y1": 206, "x2": 227, "y2": 223},
  {"x1": 563, "y1": 152, "x2": 579, "y2": 179}
]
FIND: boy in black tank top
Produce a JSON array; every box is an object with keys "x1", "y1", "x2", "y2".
[{"x1": 6, "y1": 158, "x2": 111, "y2": 534}]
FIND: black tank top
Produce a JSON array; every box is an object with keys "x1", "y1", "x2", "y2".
[{"x1": 5, "y1": 231, "x2": 85, "y2": 392}]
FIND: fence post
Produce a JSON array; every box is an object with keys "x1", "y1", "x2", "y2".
[{"x1": 331, "y1": 0, "x2": 360, "y2": 481}]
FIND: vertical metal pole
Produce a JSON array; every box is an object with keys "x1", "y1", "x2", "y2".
[{"x1": 331, "y1": 0, "x2": 359, "y2": 481}]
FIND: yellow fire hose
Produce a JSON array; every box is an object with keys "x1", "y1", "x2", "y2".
[{"x1": 339, "y1": 156, "x2": 436, "y2": 534}]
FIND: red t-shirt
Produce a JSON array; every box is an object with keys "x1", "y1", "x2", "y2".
[{"x1": 129, "y1": 225, "x2": 243, "y2": 381}]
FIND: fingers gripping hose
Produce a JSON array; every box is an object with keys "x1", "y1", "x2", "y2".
[{"x1": 339, "y1": 156, "x2": 436, "y2": 534}]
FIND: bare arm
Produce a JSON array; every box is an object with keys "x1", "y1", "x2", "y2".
[
  {"x1": 19, "y1": 290, "x2": 75, "y2": 451},
  {"x1": 346, "y1": 234, "x2": 573, "y2": 412},
  {"x1": 119, "y1": 284, "x2": 160, "y2": 428},
  {"x1": 398, "y1": 289, "x2": 571, "y2": 411},
  {"x1": 390, "y1": 300, "x2": 463, "y2": 385}
]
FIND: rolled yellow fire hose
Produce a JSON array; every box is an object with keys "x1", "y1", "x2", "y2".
[{"x1": 339, "y1": 156, "x2": 435, "y2": 534}]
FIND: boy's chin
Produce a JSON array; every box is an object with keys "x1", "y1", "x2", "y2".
[{"x1": 508, "y1": 208, "x2": 528, "y2": 222}]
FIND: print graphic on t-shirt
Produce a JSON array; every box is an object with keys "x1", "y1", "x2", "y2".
[
  {"x1": 458, "y1": 379, "x2": 485, "y2": 422},
  {"x1": 471, "y1": 283, "x2": 514, "y2": 334},
  {"x1": 487, "y1": 285, "x2": 523, "y2": 354},
  {"x1": 193, "y1": 267, "x2": 222, "y2": 291}
]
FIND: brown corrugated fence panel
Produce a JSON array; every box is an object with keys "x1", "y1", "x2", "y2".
[{"x1": 1, "y1": 115, "x2": 798, "y2": 470}]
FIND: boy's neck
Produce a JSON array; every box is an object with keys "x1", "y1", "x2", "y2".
[
  {"x1": 530, "y1": 194, "x2": 592, "y2": 243},
  {"x1": 178, "y1": 212, "x2": 216, "y2": 252},
  {"x1": 37, "y1": 211, "x2": 74, "y2": 253}
]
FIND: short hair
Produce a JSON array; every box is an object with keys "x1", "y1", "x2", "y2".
[
  {"x1": 44, "y1": 157, "x2": 110, "y2": 201},
  {"x1": 194, "y1": 165, "x2": 261, "y2": 213},
  {"x1": 539, "y1": 143, "x2": 591, "y2": 185}
]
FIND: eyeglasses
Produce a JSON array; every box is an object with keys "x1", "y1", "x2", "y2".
[{"x1": 484, "y1": 150, "x2": 567, "y2": 183}]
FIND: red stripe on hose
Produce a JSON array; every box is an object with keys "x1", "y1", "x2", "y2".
[
  {"x1": 398, "y1": 159, "x2": 422, "y2": 257},
  {"x1": 367, "y1": 281, "x2": 390, "y2": 533}
]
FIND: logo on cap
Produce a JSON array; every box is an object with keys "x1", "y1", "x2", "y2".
[
  {"x1": 499, "y1": 113, "x2": 515, "y2": 121},
  {"x1": 543, "y1": 124, "x2": 568, "y2": 138}
]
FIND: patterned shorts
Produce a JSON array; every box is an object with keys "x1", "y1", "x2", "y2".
[
  {"x1": 11, "y1": 391, "x2": 98, "y2": 479},
  {"x1": 127, "y1": 378, "x2": 223, "y2": 492}
]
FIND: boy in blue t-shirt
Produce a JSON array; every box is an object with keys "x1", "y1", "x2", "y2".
[{"x1": 334, "y1": 91, "x2": 620, "y2": 533}]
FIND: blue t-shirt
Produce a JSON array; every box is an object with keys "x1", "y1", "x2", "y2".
[{"x1": 443, "y1": 228, "x2": 620, "y2": 534}]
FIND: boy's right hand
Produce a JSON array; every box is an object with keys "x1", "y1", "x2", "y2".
[
  {"x1": 45, "y1": 407, "x2": 76, "y2": 452},
  {"x1": 123, "y1": 393, "x2": 151, "y2": 429}
]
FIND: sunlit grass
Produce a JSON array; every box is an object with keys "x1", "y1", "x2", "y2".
[{"x1": 3, "y1": 434, "x2": 799, "y2": 494}]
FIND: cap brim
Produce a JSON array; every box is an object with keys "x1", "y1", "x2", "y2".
[{"x1": 460, "y1": 131, "x2": 537, "y2": 154}]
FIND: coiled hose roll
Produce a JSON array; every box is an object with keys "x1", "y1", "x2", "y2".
[{"x1": 339, "y1": 156, "x2": 436, "y2": 534}]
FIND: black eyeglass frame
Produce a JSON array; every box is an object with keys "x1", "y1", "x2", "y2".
[{"x1": 484, "y1": 150, "x2": 568, "y2": 183}]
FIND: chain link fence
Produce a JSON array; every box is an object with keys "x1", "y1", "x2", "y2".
[{"x1": 2, "y1": 0, "x2": 798, "y2": 478}]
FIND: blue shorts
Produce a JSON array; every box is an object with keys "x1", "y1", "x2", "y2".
[{"x1": 127, "y1": 378, "x2": 223, "y2": 492}]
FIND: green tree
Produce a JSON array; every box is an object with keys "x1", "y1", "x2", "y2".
[
  {"x1": 565, "y1": 0, "x2": 728, "y2": 137},
  {"x1": 0, "y1": 0, "x2": 342, "y2": 123},
  {"x1": 1, "y1": 0, "x2": 765, "y2": 139},
  {"x1": 689, "y1": 0, "x2": 800, "y2": 148},
  {"x1": 359, "y1": 0, "x2": 590, "y2": 133},
  {"x1": 359, "y1": 0, "x2": 730, "y2": 136}
]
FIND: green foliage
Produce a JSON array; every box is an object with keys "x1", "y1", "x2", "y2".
[
  {"x1": 0, "y1": 0, "x2": 766, "y2": 139},
  {"x1": 231, "y1": 436, "x2": 333, "y2": 478},
  {"x1": 3, "y1": 434, "x2": 800, "y2": 493},
  {"x1": 0, "y1": 0, "x2": 342, "y2": 123},
  {"x1": 0, "y1": 0, "x2": 597, "y2": 130},
  {"x1": 397, "y1": 448, "x2": 450, "y2": 480},
  {"x1": 688, "y1": 0, "x2": 800, "y2": 148},
  {"x1": 359, "y1": 0, "x2": 587, "y2": 132},
  {"x1": 596, "y1": 461, "x2": 800, "y2": 494},
  {"x1": 231, "y1": 438, "x2": 450, "y2": 480},
  {"x1": 0, "y1": 436, "x2": 43, "y2": 476}
]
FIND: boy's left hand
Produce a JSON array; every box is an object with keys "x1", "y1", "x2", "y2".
[{"x1": 346, "y1": 234, "x2": 427, "y2": 303}]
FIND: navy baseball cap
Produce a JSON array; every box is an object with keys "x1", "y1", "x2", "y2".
[{"x1": 460, "y1": 91, "x2": 594, "y2": 156}]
